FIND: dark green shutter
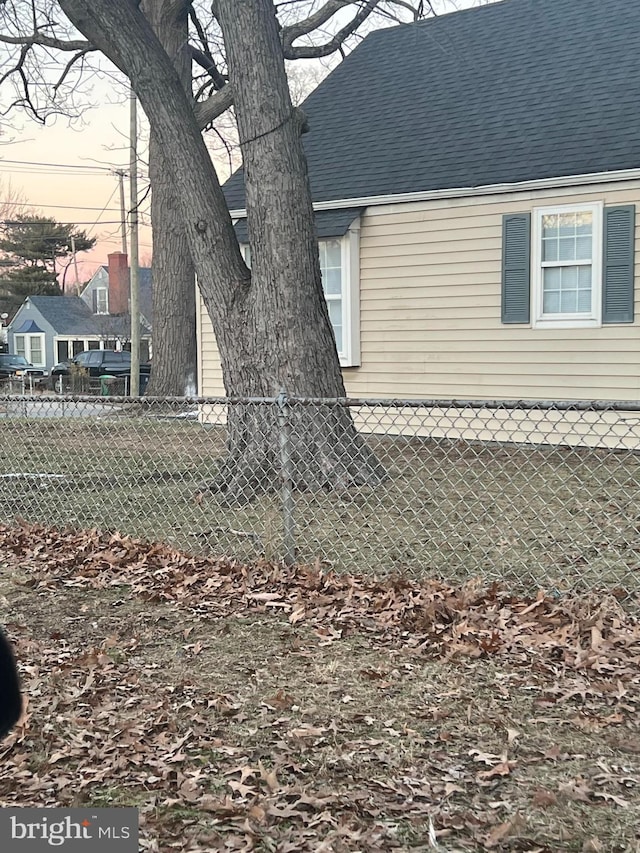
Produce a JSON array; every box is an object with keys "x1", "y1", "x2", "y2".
[
  {"x1": 501, "y1": 213, "x2": 531, "y2": 323},
  {"x1": 603, "y1": 205, "x2": 635, "y2": 324}
]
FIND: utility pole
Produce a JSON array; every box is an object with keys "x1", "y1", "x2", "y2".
[
  {"x1": 129, "y1": 89, "x2": 140, "y2": 396},
  {"x1": 115, "y1": 170, "x2": 128, "y2": 256}
]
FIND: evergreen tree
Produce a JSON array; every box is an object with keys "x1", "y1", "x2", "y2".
[{"x1": 0, "y1": 215, "x2": 96, "y2": 317}]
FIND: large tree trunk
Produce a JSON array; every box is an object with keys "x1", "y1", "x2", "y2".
[
  {"x1": 59, "y1": 0, "x2": 385, "y2": 501},
  {"x1": 208, "y1": 0, "x2": 384, "y2": 498},
  {"x1": 142, "y1": 0, "x2": 197, "y2": 396}
]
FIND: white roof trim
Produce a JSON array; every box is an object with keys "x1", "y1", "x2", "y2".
[{"x1": 228, "y1": 168, "x2": 640, "y2": 219}]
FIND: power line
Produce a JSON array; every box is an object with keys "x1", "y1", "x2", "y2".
[
  {"x1": 0, "y1": 158, "x2": 115, "y2": 172},
  {"x1": 0, "y1": 200, "x2": 121, "y2": 212},
  {"x1": 0, "y1": 220, "x2": 146, "y2": 227},
  {"x1": 86, "y1": 186, "x2": 119, "y2": 238}
]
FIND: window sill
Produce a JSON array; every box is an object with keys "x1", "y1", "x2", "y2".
[
  {"x1": 339, "y1": 356, "x2": 360, "y2": 368},
  {"x1": 533, "y1": 317, "x2": 601, "y2": 330}
]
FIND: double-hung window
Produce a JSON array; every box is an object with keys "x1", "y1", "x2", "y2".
[
  {"x1": 502, "y1": 203, "x2": 635, "y2": 327},
  {"x1": 533, "y1": 203, "x2": 602, "y2": 328},
  {"x1": 14, "y1": 333, "x2": 46, "y2": 366}
]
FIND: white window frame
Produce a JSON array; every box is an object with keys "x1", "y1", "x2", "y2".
[
  {"x1": 14, "y1": 333, "x2": 46, "y2": 366},
  {"x1": 239, "y1": 224, "x2": 361, "y2": 368},
  {"x1": 335, "y1": 223, "x2": 361, "y2": 367},
  {"x1": 94, "y1": 286, "x2": 109, "y2": 314},
  {"x1": 532, "y1": 202, "x2": 603, "y2": 329}
]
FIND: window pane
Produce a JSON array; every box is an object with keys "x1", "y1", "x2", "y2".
[
  {"x1": 542, "y1": 214, "x2": 558, "y2": 237},
  {"x1": 577, "y1": 288, "x2": 592, "y2": 313},
  {"x1": 577, "y1": 266, "x2": 592, "y2": 312},
  {"x1": 29, "y1": 336, "x2": 42, "y2": 364},
  {"x1": 575, "y1": 211, "x2": 593, "y2": 234},
  {"x1": 558, "y1": 237, "x2": 576, "y2": 261},
  {"x1": 57, "y1": 340, "x2": 69, "y2": 362},
  {"x1": 576, "y1": 235, "x2": 592, "y2": 259},
  {"x1": 543, "y1": 266, "x2": 561, "y2": 313},
  {"x1": 542, "y1": 238, "x2": 558, "y2": 262},
  {"x1": 323, "y1": 239, "x2": 341, "y2": 268},
  {"x1": 327, "y1": 299, "x2": 342, "y2": 352},
  {"x1": 73, "y1": 340, "x2": 85, "y2": 356},
  {"x1": 543, "y1": 267, "x2": 561, "y2": 288},
  {"x1": 323, "y1": 267, "x2": 342, "y2": 296},
  {"x1": 578, "y1": 265, "x2": 592, "y2": 287},
  {"x1": 559, "y1": 267, "x2": 579, "y2": 314},
  {"x1": 561, "y1": 266, "x2": 578, "y2": 289},
  {"x1": 558, "y1": 214, "x2": 576, "y2": 236},
  {"x1": 14, "y1": 336, "x2": 25, "y2": 357}
]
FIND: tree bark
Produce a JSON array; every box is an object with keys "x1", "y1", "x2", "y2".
[
  {"x1": 141, "y1": 0, "x2": 197, "y2": 396},
  {"x1": 58, "y1": 0, "x2": 385, "y2": 500}
]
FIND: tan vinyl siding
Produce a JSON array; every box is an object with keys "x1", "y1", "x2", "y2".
[
  {"x1": 196, "y1": 291, "x2": 224, "y2": 396},
  {"x1": 198, "y1": 177, "x2": 640, "y2": 401}
]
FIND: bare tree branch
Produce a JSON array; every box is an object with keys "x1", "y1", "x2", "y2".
[
  {"x1": 281, "y1": 0, "x2": 349, "y2": 50},
  {"x1": 283, "y1": 0, "x2": 380, "y2": 60},
  {"x1": 53, "y1": 46, "x2": 90, "y2": 91},
  {"x1": 190, "y1": 46, "x2": 226, "y2": 89},
  {"x1": 0, "y1": 32, "x2": 91, "y2": 52},
  {"x1": 194, "y1": 82, "x2": 233, "y2": 129}
]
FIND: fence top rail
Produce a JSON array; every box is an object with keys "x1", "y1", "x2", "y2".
[{"x1": 2, "y1": 393, "x2": 640, "y2": 413}]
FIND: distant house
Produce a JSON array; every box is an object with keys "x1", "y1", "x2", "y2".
[
  {"x1": 7, "y1": 252, "x2": 152, "y2": 370},
  {"x1": 198, "y1": 0, "x2": 640, "y2": 403},
  {"x1": 80, "y1": 252, "x2": 153, "y2": 332}
]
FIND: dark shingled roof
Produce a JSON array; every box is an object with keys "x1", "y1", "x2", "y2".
[
  {"x1": 223, "y1": 0, "x2": 640, "y2": 210},
  {"x1": 28, "y1": 296, "x2": 101, "y2": 335}
]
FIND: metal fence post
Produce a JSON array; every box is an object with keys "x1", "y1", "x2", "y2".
[{"x1": 277, "y1": 388, "x2": 296, "y2": 566}]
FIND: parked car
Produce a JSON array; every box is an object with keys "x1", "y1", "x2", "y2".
[
  {"x1": 50, "y1": 350, "x2": 151, "y2": 390},
  {"x1": 0, "y1": 354, "x2": 48, "y2": 384}
]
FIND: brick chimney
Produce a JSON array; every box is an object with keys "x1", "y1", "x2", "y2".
[{"x1": 107, "y1": 252, "x2": 130, "y2": 315}]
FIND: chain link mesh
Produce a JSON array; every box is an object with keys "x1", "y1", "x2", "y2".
[{"x1": 1, "y1": 392, "x2": 639, "y2": 599}]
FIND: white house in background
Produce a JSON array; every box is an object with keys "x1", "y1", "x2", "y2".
[{"x1": 197, "y1": 0, "x2": 640, "y2": 404}]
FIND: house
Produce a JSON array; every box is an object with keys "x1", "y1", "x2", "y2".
[
  {"x1": 80, "y1": 253, "x2": 154, "y2": 334},
  {"x1": 7, "y1": 253, "x2": 152, "y2": 371},
  {"x1": 198, "y1": 0, "x2": 640, "y2": 403}
]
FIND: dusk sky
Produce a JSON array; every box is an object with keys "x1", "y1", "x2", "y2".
[{"x1": 2, "y1": 92, "x2": 152, "y2": 284}]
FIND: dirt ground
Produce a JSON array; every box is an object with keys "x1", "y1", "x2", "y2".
[{"x1": 1, "y1": 522, "x2": 639, "y2": 851}]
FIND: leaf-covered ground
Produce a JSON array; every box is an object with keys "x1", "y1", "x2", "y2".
[{"x1": 1, "y1": 522, "x2": 639, "y2": 851}]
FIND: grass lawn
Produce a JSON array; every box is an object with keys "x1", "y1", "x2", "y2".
[
  {"x1": 0, "y1": 523, "x2": 639, "y2": 851},
  {"x1": 0, "y1": 408, "x2": 639, "y2": 598}
]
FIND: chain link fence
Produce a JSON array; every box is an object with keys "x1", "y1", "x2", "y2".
[{"x1": 1, "y1": 392, "x2": 639, "y2": 600}]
